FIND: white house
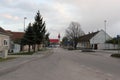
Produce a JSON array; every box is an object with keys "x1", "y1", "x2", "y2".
[
  {"x1": 6, "y1": 30, "x2": 24, "y2": 53},
  {"x1": 78, "y1": 30, "x2": 114, "y2": 49}
]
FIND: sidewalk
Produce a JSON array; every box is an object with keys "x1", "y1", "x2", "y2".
[
  {"x1": 0, "y1": 50, "x2": 49, "y2": 76},
  {"x1": 0, "y1": 57, "x2": 34, "y2": 76}
]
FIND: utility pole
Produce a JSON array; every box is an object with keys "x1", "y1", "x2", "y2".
[{"x1": 104, "y1": 20, "x2": 107, "y2": 49}]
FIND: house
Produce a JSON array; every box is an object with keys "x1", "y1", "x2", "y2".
[
  {"x1": 6, "y1": 30, "x2": 24, "y2": 53},
  {"x1": 0, "y1": 27, "x2": 10, "y2": 52},
  {"x1": 78, "y1": 30, "x2": 113, "y2": 49},
  {"x1": 7, "y1": 30, "x2": 46, "y2": 52}
]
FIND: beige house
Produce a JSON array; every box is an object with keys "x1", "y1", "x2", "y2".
[{"x1": 0, "y1": 27, "x2": 10, "y2": 52}]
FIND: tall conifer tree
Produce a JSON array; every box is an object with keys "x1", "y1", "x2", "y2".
[{"x1": 33, "y1": 10, "x2": 46, "y2": 50}]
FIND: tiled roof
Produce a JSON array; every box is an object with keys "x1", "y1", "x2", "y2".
[
  {"x1": 6, "y1": 30, "x2": 24, "y2": 40},
  {"x1": 0, "y1": 27, "x2": 9, "y2": 35},
  {"x1": 0, "y1": 27, "x2": 24, "y2": 40},
  {"x1": 79, "y1": 31, "x2": 99, "y2": 42},
  {"x1": 11, "y1": 32, "x2": 24, "y2": 40}
]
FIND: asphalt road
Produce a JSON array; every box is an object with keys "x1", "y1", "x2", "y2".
[{"x1": 0, "y1": 48, "x2": 120, "y2": 80}]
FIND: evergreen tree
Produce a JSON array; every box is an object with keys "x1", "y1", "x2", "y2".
[
  {"x1": 33, "y1": 10, "x2": 46, "y2": 50},
  {"x1": 22, "y1": 23, "x2": 35, "y2": 52},
  {"x1": 21, "y1": 10, "x2": 47, "y2": 52}
]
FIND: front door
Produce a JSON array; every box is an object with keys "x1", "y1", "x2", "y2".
[{"x1": 94, "y1": 44, "x2": 98, "y2": 49}]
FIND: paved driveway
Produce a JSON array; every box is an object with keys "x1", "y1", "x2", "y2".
[{"x1": 0, "y1": 48, "x2": 120, "y2": 80}]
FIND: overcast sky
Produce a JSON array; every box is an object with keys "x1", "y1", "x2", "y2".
[{"x1": 0, "y1": 0, "x2": 120, "y2": 39}]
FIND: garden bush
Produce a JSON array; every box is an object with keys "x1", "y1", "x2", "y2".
[{"x1": 111, "y1": 54, "x2": 120, "y2": 58}]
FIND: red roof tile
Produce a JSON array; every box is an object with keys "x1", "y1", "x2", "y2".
[
  {"x1": 0, "y1": 27, "x2": 24, "y2": 40},
  {"x1": 11, "y1": 32, "x2": 24, "y2": 40},
  {"x1": 6, "y1": 30, "x2": 24, "y2": 40}
]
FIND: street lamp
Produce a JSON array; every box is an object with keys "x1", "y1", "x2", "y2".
[{"x1": 24, "y1": 17, "x2": 27, "y2": 31}]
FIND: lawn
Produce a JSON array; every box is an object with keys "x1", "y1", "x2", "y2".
[
  {"x1": 9, "y1": 48, "x2": 47, "y2": 55},
  {"x1": 0, "y1": 57, "x2": 16, "y2": 62},
  {"x1": 9, "y1": 52, "x2": 34, "y2": 55}
]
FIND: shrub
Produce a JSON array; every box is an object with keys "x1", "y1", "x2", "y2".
[
  {"x1": 81, "y1": 49, "x2": 95, "y2": 52},
  {"x1": 68, "y1": 47, "x2": 74, "y2": 50},
  {"x1": 111, "y1": 54, "x2": 120, "y2": 58}
]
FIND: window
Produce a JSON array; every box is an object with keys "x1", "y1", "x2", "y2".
[{"x1": 4, "y1": 39, "x2": 8, "y2": 46}]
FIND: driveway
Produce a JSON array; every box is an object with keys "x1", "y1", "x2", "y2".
[{"x1": 0, "y1": 48, "x2": 120, "y2": 80}]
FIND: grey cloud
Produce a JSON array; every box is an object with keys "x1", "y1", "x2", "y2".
[{"x1": 0, "y1": 0, "x2": 120, "y2": 38}]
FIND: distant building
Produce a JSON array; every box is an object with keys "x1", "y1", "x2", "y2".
[
  {"x1": 77, "y1": 30, "x2": 114, "y2": 49},
  {"x1": 49, "y1": 39, "x2": 60, "y2": 47}
]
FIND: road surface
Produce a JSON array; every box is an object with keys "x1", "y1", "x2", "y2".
[{"x1": 0, "y1": 48, "x2": 120, "y2": 80}]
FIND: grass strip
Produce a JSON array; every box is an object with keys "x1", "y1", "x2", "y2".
[
  {"x1": 9, "y1": 52, "x2": 34, "y2": 55},
  {"x1": 0, "y1": 57, "x2": 16, "y2": 62}
]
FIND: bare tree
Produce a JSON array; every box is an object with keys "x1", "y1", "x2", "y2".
[{"x1": 66, "y1": 22, "x2": 84, "y2": 49}]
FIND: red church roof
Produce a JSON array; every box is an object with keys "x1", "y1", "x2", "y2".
[{"x1": 49, "y1": 39, "x2": 59, "y2": 43}]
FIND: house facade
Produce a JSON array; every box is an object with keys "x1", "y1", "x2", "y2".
[
  {"x1": 6, "y1": 31, "x2": 24, "y2": 53},
  {"x1": 78, "y1": 30, "x2": 112, "y2": 49},
  {"x1": 0, "y1": 27, "x2": 10, "y2": 52}
]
